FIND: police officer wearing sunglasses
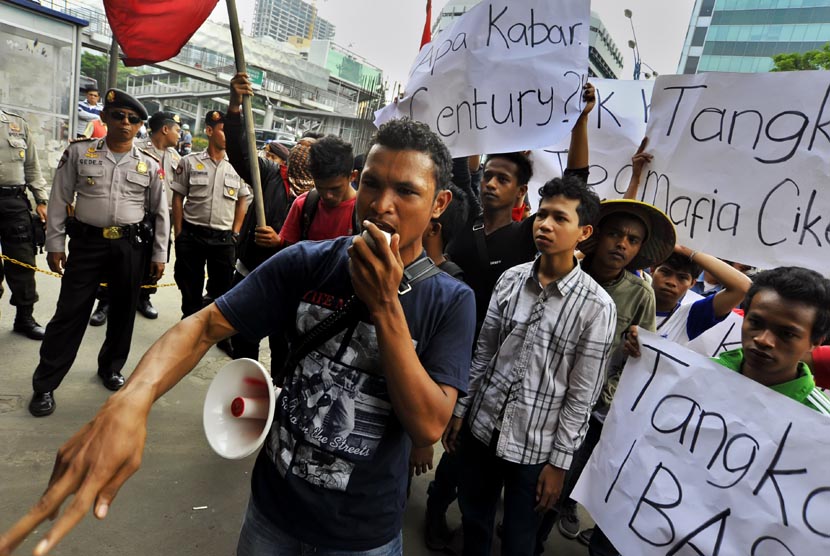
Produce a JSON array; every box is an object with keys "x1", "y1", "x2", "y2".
[{"x1": 28, "y1": 89, "x2": 170, "y2": 417}]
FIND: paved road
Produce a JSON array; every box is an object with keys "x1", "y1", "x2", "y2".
[{"x1": 0, "y1": 252, "x2": 591, "y2": 555}]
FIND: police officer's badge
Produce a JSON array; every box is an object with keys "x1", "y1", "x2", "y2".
[
  {"x1": 87, "y1": 177, "x2": 95, "y2": 185},
  {"x1": 196, "y1": 163, "x2": 205, "y2": 170},
  {"x1": 228, "y1": 188, "x2": 235, "y2": 196},
  {"x1": 211, "y1": 112, "x2": 221, "y2": 122},
  {"x1": 19, "y1": 150, "x2": 25, "y2": 158},
  {"x1": 136, "y1": 161, "x2": 148, "y2": 174},
  {"x1": 107, "y1": 90, "x2": 116, "y2": 103},
  {"x1": 173, "y1": 114, "x2": 181, "y2": 124},
  {"x1": 84, "y1": 147, "x2": 98, "y2": 159},
  {"x1": 9, "y1": 122, "x2": 21, "y2": 133}
]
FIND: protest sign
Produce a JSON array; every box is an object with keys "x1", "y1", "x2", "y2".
[
  {"x1": 527, "y1": 79, "x2": 653, "y2": 209},
  {"x1": 639, "y1": 72, "x2": 830, "y2": 272},
  {"x1": 373, "y1": 0, "x2": 589, "y2": 158},
  {"x1": 677, "y1": 291, "x2": 743, "y2": 358},
  {"x1": 573, "y1": 332, "x2": 830, "y2": 556}
]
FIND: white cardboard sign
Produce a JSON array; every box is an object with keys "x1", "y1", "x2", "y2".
[
  {"x1": 640, "y1": 72, "x2": 830, "y2": 272},
  {"x1": 573, "y1": 332, "x2": 830, "y2": 556},
  {"x1": 374, "y1": 0, "x2": 590, "y2": 158},
  {"x1": 528, "y1": 79, "x2": 653, "y2": 208},
  {"x1": 680, "y1": 291, "x2": 744, "y2": 359}
]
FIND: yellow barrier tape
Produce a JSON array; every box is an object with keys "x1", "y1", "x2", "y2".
[{"x1": 0, "y1": 253, "x2": 177, "y2": 289}]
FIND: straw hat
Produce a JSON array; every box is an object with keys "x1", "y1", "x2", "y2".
[{"x1": 578, "y1": 199, "x2": 676, "y2": 270}]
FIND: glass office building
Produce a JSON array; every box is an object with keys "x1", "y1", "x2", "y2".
[
  {"x1": 678, "y1": 0, "x2": 830, "y2": 74},
  {"x1": 252, "y1": 0, "x2": 335, "y2": 43}
]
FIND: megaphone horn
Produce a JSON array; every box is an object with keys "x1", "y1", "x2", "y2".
[{"x1": 203, "y1": 358, "x2": 280, "y2": 460}]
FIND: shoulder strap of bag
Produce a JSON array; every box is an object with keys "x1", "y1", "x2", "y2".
[
  {"x1": 281, "y1": 256, "x2": 440, "y2": 379},
  {"x1": 472, "y1": 215, "x2": 489, "y2": 265},
  {"x1": 300, "y1": 189, "x2": 320, "y2": 241}
]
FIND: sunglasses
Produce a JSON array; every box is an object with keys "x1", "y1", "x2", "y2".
[{"x1": 110, "y1": 110, "x2": 143, "y2": 125}]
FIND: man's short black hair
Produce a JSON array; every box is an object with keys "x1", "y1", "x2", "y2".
[
  {"x1": 537, "y1": 175, "x2": 600, "y2": 227},
  {"x1": 657, "y1": 253, "x2": 701, "y2": 279},
  {"x1": 301, "y1": 130, "x2": 324, "y2": 140},
  {"x1": 485, "y1": 153, "x2": 533, "y2": 186},
  {"x1": 436, "y1": 184, "x2": 469, "y2": 247},
  {"x1": 86, "y1": 87, "x2": 99, "y2": 94},
  {"x1": 308, "y1": 135, "x2": 354, "y2": 181},
  {"x1": 353, "y1": 153, "x2": 366, "y2": 174},
  {"x1": 745, "y1": 266, "x2": 830, "y2": 343},
  {"x1": 369, "y1": 118, "x2": 452, "y2": 192}
]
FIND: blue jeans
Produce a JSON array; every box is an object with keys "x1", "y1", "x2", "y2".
[
  {"x1": 236, "y1": 498, "x2": 403, "y2": 555},
  {"x1": 457, "y1": 426, "x2": 546, "y2": 556}
]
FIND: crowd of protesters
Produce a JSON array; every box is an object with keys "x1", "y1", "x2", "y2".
[{"x1": 0, "y1": 71, "x2": 828, "y2": 556}]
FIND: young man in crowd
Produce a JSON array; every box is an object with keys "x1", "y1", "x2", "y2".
[
  {"x1": 622, "y1": 245, "x2": 752, "y2": 356},
  {"x1": 421, "y1": 183, "x2": 468, "y2": 280},
  {"x1": 541, "y1": 142, "x2": 674, "y2": 552},
  {"x1": 0, "y1": 118, "x2": 476, "y2": 556},
  {"x1": 424, "y1": 85, "x2": 596, "y2": 551},
  {"x1": 225, "y1": 73, "x2": 295, "y2": 369},
  {"x1": 713, "y1": 266, "x2": 830, "y2": 414},
  {"x1": 444, "y1": 176, "x2": 616, "y2": 556},
  {"x1": 278, "y1": 135, "x2": 358, "y2": 246}
]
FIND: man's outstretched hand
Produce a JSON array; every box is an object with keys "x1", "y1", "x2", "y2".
[{"x1": 0, "y1": 390, "x2": 153, "y2": 556}]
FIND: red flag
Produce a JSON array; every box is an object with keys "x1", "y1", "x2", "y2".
[
  {"x1": 103, "y1": 0, "x2": 219, "y2": 67},
  {"x1": 420, "y1": 0, "x2": 432, "y2": 49}
]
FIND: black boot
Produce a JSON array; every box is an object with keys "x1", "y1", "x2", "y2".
[
  {"x1": 90, "y1": 300, "x2": 109, "y2": 326},
  {"x1": 13, "y1": 305, "x2": 45, "y2": 340},
  {"x1": 137, "y1": 295, "x2": 158, "y2": 319}
]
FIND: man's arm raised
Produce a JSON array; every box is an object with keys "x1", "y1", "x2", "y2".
[{"x1": 0, "y1": 305, "x2": 236, "y2": 556}]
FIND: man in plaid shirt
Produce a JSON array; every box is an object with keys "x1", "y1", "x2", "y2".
[{"x1": 444, "y1": 177, "x2": 616, "y2": 556}]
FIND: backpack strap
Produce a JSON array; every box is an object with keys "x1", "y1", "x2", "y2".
[
  {"x1": 300, "y1": 189, "x2": 320, "y2": 241},
  {"x1": 472, "y1": 215, "x2": 489, "y2": 266},
  {"x1": 277, "y1": 256, "x2": 440, "y2": 384}
]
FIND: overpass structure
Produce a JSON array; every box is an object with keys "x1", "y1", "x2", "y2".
[{"x1": 45, "y1": 0, "x2": 385, "y2": 151}]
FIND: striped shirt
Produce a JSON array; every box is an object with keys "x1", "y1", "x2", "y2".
[{"x1": 454, "y1": 258, "x2": 616, "y2": 469}]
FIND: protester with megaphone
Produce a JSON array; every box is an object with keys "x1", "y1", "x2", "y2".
[{"x1": 0, "y1": 118, "x2": 476, "y2": 556}]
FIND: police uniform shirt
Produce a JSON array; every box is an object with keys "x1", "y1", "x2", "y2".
[
  {"x1": 46, "y1": 138, "x2": 171, "y2": 262},
  {"x1": 172, "y1": 150, "x2": 249, "y2": 231},
  {"x1": 142, "y1": 139, "x2": 180, "y2": 209},
  {"x1": 0, "y1": 110, "x2": 47, "y2": 199}
]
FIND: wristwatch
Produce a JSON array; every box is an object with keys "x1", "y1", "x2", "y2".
[{"x1": 36, "y1": 200, "x2": 48, "y2": 206}]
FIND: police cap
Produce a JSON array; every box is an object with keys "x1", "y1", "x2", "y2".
[{"x1": 103, "y1": 89, "x2": 148, "y2": 121}]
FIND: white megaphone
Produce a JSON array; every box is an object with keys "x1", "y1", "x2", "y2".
[{"x1": 203, "y1": 358, "x2": 280, "y2": 459}]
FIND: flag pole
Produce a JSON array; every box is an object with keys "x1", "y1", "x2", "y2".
[{"x1": 226, "y1": 0, "x2": 266, "y2": 227}]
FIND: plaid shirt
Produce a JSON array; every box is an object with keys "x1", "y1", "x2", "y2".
[{"x1": 455, "y1": 258, "x2": 616, "y2": 469}]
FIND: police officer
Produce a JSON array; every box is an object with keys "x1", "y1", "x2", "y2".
[
  {"x1": 28, "y1": 90, "x2": 170, "y2": 417},
  {"x1": 0, "y1": 109, "x2": 48, "y2": 340},
  {"x1": 172, "y1": 110, "x2": 248, "y2": 327},
  {"x1": 88, "y1": 110, "x2": 181, "y2": 324}
]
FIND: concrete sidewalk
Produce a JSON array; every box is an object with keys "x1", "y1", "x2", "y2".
[{"x1": 0, "y1": 252, "x2": 590, "y2": 555}]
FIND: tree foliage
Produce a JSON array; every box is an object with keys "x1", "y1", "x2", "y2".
[
  {"x1": 80, "y1": 51, "x2": 148, "y2": 90},
  {"x1": 771, "y1": 43, "x2": 830, "y2": 71}
]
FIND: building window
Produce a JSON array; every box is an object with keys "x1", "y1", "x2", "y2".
[
  {"x1": 684, "y1": 55, "x2": 700, "y2": 74},
  {"x1": 692, "y1": 26, "x2": 708, "y2": 46}
]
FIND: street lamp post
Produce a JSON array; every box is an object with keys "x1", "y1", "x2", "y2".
[
  {"x1": 625, "y1": 9, "x2": 659, "y2": 80},
  {"x1": 624, "y1": 9, "x2": 642, "y2": 80}
]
